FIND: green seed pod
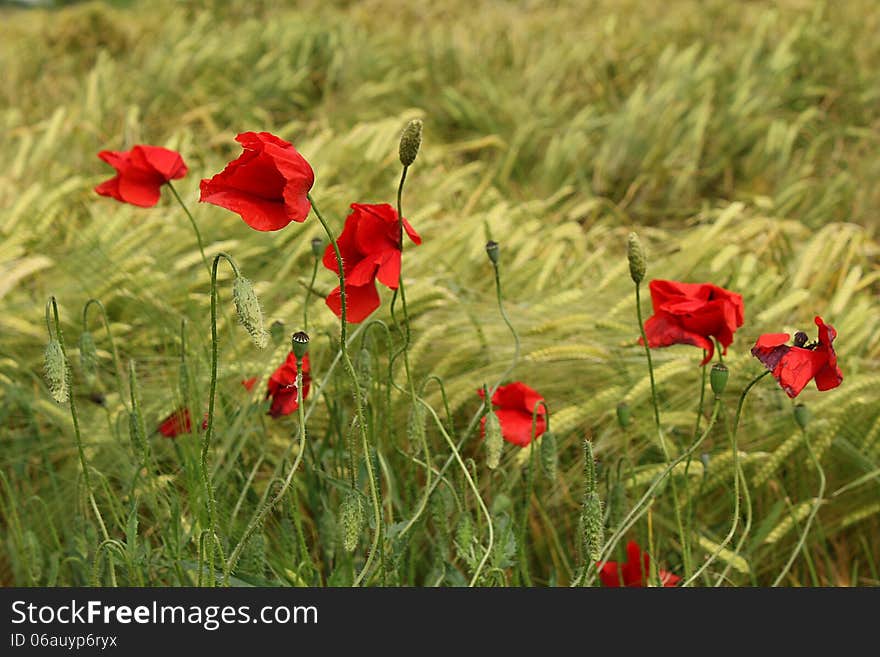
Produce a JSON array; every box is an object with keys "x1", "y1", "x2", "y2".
[
  {"x1": 232, "y1": 276, "x2": 268, "y2": 349},
  {"x1": 44, "y1": 339, "x2": 68, "y2": 404},
  {"x1": 581, "y1": 491, "x2": 604, "y2": 562},
  {"x1": 398, "y1": 118, "x2": 423, "y2": 167},
  {"x1": 627, "y1": 232, "x2": 646, "y2": 284},
  {"x1": 128, "y1": 410, "x2": 145, "y2": 455},
  {"x1": 485, "y1": 410, "x2": 503, "y2": 469},
  {"x1": 455, "y1": 513, "x2": 473, "y2": 557},
  {"x1": 540, "y1": 431, "x2": 558, "y2": 480},
  {"x1": 616, "y1": 402, "x2": 631, "y2": 428},
  {"x1": 270, "y1": 320, "x2": 285, "y2": 345},
  {"x1": 710, "y1": 363, "x2": 729, "y2": 397},
  {"x1": 310, "y1": 237, "x2": 325, "y2": 258},
  {"x1": 485, "y1": 240, "x2": 500, "y2": 265},
  {"x1": 79, "y1": 331, "x2": 98, "y2": 385},
  {"x1": 339, "y1": 490, "x2": 365, "y2": 553},
  {"x1": 794, "y1": 403, "x2": 810, "y2": 430},
  {"x1": 291, "y1": 331, "x2": 310, "y2": 361}
]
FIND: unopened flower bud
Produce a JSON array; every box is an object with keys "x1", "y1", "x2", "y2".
[
  {"x1": 340, "y1": 490, "x2": 365, "y2": 553},
  {"x1": 616, "y1": 402, "x2": 631, "y2": 428},
  {"x1": 128, "y1": 410, "x2": 145, "y2": 454},
  {"x1": 485, "y1": 410, "x2": 503, "y2": 469},
  {"x1": 581, "y1": 491, "x2": 604, "y2": 561},
  {"x1": 232, "y1": 276, "x2": 267, "y2": 349},
  {"x1": 455, "y1": 513, "x2": 473, "y2": 557},
  {"x1": 627, "y1": 232, "x2": 646, "y2": 284},
  {"x1": 78, "y1": 331, "x2": 98, "y2": 385},
  {"x1": 44, "y1": 339, "x2": 68, "y2": 404},
  {"x1": 710, "y1": 363, "x2": 729, "y2": 396},
  {"x1": 291, "y1": 331, "x2": 310, "y2": 361},
  {"x1": 270, "y1": 320, "x2": 285, "y2": 345},
  {"x1": 485, "y1": 240, "x2": 499, "y2": 265},
  {"x1": 398, "y1": 119, "x2": 423, "y2": 167},
  {"x1": 310, "y1": 237, "x2": 325, "y2": 258},
  {"x1": 794, "y1": 403, "x2": 810, "y2": 430},
  {"x1": 540, "y1": 431, "x2": 558, "y2": 480}
]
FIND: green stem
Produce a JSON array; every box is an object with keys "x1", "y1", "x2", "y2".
[
  {"x1": 83, "y1": 298, "x2": 127, "y2": 407},
  {"x1": 733, "y1": 370, "x2": 771, "y2": 435},
  {"x1": 517, "y1": 401, "x2": 548, "y2": 586},
  {"x1": 304, "y1": 256, "x2": 319, "y2": 333},
  {"x1": 167, "y1": 181, "x2": 210, "y2": 275},
  {"x1": 307, "y1": 193, "x2": 380, "y2": 587},
  {"x1": 682, "y1": 357, "x2": 708, "y2": 569}
]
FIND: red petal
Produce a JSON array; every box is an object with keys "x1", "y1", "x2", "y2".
[
  {"x1": 325, "y1": 282, "x2": 381, "y2": 323},
  {"x1": 494, "y1": 409, "x2": 546, "y2": 446},
  {"x1": 643, "y1": 311, "x2": 714, "y2": 364}
]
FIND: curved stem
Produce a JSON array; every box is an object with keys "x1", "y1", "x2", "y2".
[
  {"x1": 307, "y1": 193, "x2": 380, "y2": 587},
  {"x1": 83, "y1": 298, "x2": 127, "y2": 406},
  {"x1": 682, "y1": 358, "x2": 708, "y2": 569},
  {"x1": 167, "y1": 181, "x2": 210, "y2": 275},
  {"x1": 733, "y1": 370, "x2": 771, "y2": 435},
  {"x1": 517, "y1": 401, "x2": 548, "y2": 586},
  {"x1": 491, "y1": 260, "x2": 520, "y2": 393}
]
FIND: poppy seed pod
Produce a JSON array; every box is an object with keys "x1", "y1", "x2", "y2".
[
  {"x1": 540, "y1": 431, "x2": 558, "y2": 480},
  {"x1": 710, "y1": 363, "x2": 729, "y2": 396},
  {"x1": 485, "y1": 410, "x2": 503, "y2": 469},
  {"x1": 794, "y1": 403, "x2": 810, "y2": 430},
  {"x1": 310, "y1": 237, "x2": 325, "y2": 258},
  {"x1": 399, "y1": 119, "x2": 423, "y2": 167},
  {"x1": 79, "y1": 330, "x2": 98, "y2": 384},
  {"x1": 339, "y1": 491, "x2": 365, "y2": 553},
  {"x1": 291, "y1": 331, "x2": 310, "y2": 361},
  {"x1": 627, "y1": 232, "x2": 646, "y2": 284},
  {"x1": 232, "y1": 276, "x2": 268, "y2": 349},
  {"x1": 485, "y1": 240, "x2": 500, "y2": 265},
  {"x1": 616, "y1": 402, "x2": 631, "y2": 428},
  {"x1": 44, "y1": 339, "x2": 68, "y2": 404}
]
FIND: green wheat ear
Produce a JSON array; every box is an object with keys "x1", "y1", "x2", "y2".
[{"x1": 44, "y1": 339, "x2": 68, "y2": 404}]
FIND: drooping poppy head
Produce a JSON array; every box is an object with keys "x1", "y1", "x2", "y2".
[
  {"x1": 266, "y1": 352, "x2": 311, "y2": 418},
  {"x1": 641, "y1": 279, "x2": 744, "y2": 366},
  {"x1": 598, "y1": 541, "x2": 681, "y2": 587},
  {"x1": 477, "y1": 382, "x2": 547, "y2": 447},
  {"x1": 751, "y1": 315, "x2": 843, "y2": 398},
  {"x1": 95, "y1": 145, "x2": 187, "y2": 207},
  {"x1": 158, "y1": 407, "x2": 193, "y2": 438},
  {"x1": 199, "y1": 131, "x2": 314, "y2": 231},
  {"x1": 323, "y1": 203, "x2": 422, "y2": 323}
]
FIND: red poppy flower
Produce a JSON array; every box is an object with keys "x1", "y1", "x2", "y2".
[
  {"x1": 266, "y1": 352, "x2": 311, "y2": 418},
  {"x1": 477, "y1": 382, "x2": 547, "y2": 447},
  {"x1": 322, "y1": 203, "x2": 422, "y2": 323},
  {"x1": 158, "y1": 407, "x2": 193, "y2": 438},
  {"x1": 599, "y1": 541, "x2": 681, "y2": 587},
  {"x1": 95, "y1": 145, "x2": 187, "y2": 207},
  {"x1": 199, "y1": 131, "x2": 314, "y2": 231},
  {"x1": 641, "y1": 279, "x2": 744, "y2": 366},
  {"x1": 242, "y1": 377, "x2": 258, "y2": 392},
  {"x1": 751, "y1": 315, "x2": 843, "y2": 398}
]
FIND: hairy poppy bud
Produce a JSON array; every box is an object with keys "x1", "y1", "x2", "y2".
[
  {"x1": 79, "y1": 331, "x2": 98, "y2": 385},
  {"x1": 581, "y1": 491, "x2": 604, "y2": 561},
  {"x1": 399, "y1": 119, "x2": 423, "y2": 167},
  {"x1": 270, "y1": 320, "x2": 285, "y2": 345},
  {"x1": 455, "y1": 513, "x2": 473, "y2": 558},
  {"x1": 128, "y1": 410, "x2": 145, "y2": 454},
  {"x1": 627, "y1": 232, "x2": 646, "y2": 284},
  {"x1": 340, "y1": 490, "x2": 365, "y2": 553},
  {"x1": 357, "y1": 348, "x2": 373, "y2": 388},
  {"x1": 616, "y1": 402, "x2": 631, "y2": 428},
  {"x1": 238, "y1": 532, "x2": 266, "y2": 576},
  {"x1": 710, "y1": 363, "x2": 729, "y2": 396},
  {"x1": 291, "y1": 331, "x2": 310, "y2": 361},
  {"x1": 540, "y1": 431, "x2": 558, "y2": 480},
  {"x1": 232, "y1": 276, "x2": 268, "y2": 349},
  {"x1": 485, "y1": 240, "x2": 500, "y2": 265},
  {"x1": 794, "y1": 403, "x2": 810, "y2": 430},
  {"x1": 44, "y1": 339, "x2": 68, "y2": 404},
  {"x1": 485, "y1": 410, "x2": 503, "y2": 469}
]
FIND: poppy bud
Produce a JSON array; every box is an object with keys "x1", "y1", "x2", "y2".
[
  {"x1": 540, "y1": 431, "x2": 558, "y2": 480},
  {"x1": 79, "y1": 331, "x2": 98, "y2": 385},
  {"x1": 710, "y1": 363, "x2": 729, "y2": 397},
  {"x1": 485, "y1": 410, "x2": 503, "y2": 469},
  {"x1": 310, "y1": 237, "x2": 325, "y2": 258},
  {"x1": 232, "y1": 276, "x2": 268, "y2": 349},
  {"x1": 627, "y1": 232, "x2": 646, "y2": 284},
  {"x1": 608, "y1": 479, "x2": 627, "y2": 529},
  {"x1": 128, "y1": 410, "x2": 145, "y2": 454},
  {"x1": 357, "y1": 348, "x2": 373, "y2": 388},
  {"x1": 485, "y1": 240, "x2": 500, "y2": 265},
  {"x1": 44, "y1": 339, "x2": 68, "y2": 404},
  {"x1": 616, "y1": 402, "x2": 631, "y2": 428},
  {"x1": 399, "y1": 118, "x2": 423, "y2": 167},
  {"x1": 581, "y1": 491, "x2": 604, "y2": 562},
  {"x1": 291, "y1": 331, "x2": 310, "y2": 361},
  {"x1": 238, "y1": 532, "x2": 266, "y2": 576},
  {"x1": 793, "y1": 331, "x2": 809, "y2": 348},
  {"x1": 270, "y1": 320, "x2": 285, "y2": 345},
  {"x1": 455, "y1": 513, "x2": 473, "y2": 558},
  {"x1": 339, "y1": 490, "x2": 365, "y2": 553},
  {"x1": 794, "y1": 403, "x2": 810, "y2": 430}
]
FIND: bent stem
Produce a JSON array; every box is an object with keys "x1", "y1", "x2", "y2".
[
  {"x1": 47, "y1": 297, "x2": 116, "y2": 586},
  {"x1": 772, "y1": 426, "x2": 826, "y2": 587},
  {"x1": 307, "y1": 193, "x2": 381, "y2": 587},
  {"x1": 634, "y1": 281, "x2": 690, "y2": 578},
  {"x1": 226, "y1": 354, "x2": 309, "y2": 581},
  {"x1": 167, "y1": 181, "x2": 210, "y2": 275},
  {"x1": 517, "y1": 401, "x2": 548, "y2": 586},
  {"x1": 83, "y1": 298, "x2": 127, "y2": 405}
]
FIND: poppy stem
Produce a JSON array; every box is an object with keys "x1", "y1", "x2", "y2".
[
  {"x1": 83, "y1": 298, "x2": 127, "y2": 408},
  {"x1": 634, "y1": 281, "x2": 692, "y2": 578},
  {"x1": 772, "y1": 426, "x2": 826, "y2": 587},
  {"x1": 306, "y1": 193, "x2": 381, "y2": 587},
  {"x1": 682, "y1": 356, "x2": 709, "y2": 568},
  {"x1": 225, "y1": 354, "x2": 309, "y2": 582},
  {"x1": 714, "y1": 409, "x2": 754, "y2": 586},
  {"x1": 303, "y1": 255, "x2": 319, "y2": 333},
  {"x1": 167, "y1": 181, "x2": 210, "y2": 276},
  {"x1": 518, "y1": 401, "x2": 548, "y2": 586},
  {"x1": 732, "y1": 370, "x2": 771, "y2": 436},
  {"x1": 490, "y1": 257, "x2": 521, "y2": 391},
  {"x1": 46, "y1": 297, "x2": 117, "y2": 586}
]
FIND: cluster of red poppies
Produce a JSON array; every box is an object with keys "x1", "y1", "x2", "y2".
[{"x1": 96, "y1": 131, "x2": 843, "y2": 586}]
